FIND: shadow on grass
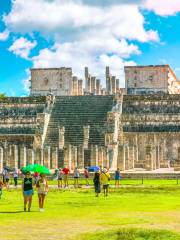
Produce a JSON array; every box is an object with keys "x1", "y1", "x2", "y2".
[{"x1": 0, "y1": 211, "x2": 39, "y2": 213}]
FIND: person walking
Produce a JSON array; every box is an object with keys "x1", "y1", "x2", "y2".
[
  {"x1": 114, "y1": 168, "x2": 121, "y2": 188},
  {"x1": 33, "y1": 172, "x2": 39, "y2": 185},
  {"x1": 73, "y1": 167, "x2": 80, "y2": 188},
  {"x1": 58, "y1": 168, "x2": 63, "y2": 188},
  {"x1": 84, "y1": 167, "x2": 89, "y2": 186},
  {"x1": 36, "y1": 173, "x2": 49, "y2": 212},
  {"x1": 0, "y1": 178, "x2": 3, "y2": 199},
  {"x1": 4, "y1": 169, "x2": 10, "y2": 190},
  {"x1": 100, "y1": 167, "x2": 110, "y2": 197},
  {"x1": 22, "y1": 172, "x2": 34, "y2": 212},
  {"x1": 62, "y1": 166, "x2": 70, "y2": 188},
  {"x1": 93, "y1": 171, "x2": 101, "y2": 197},
  {"x1": 13, "y1": 168, "x2": 18, "y2": 188}
]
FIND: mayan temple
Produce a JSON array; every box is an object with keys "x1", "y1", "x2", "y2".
[{"x1": 0, "y1": 65, "x2": 180, "y2": 172}]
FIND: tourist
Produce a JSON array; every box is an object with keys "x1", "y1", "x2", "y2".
[
  {"x1": 93, "y1": 171, "x2": 101, "y2": 197},
  {"x1": 0, "y1": 178, "x2": 3, "y2": 199},
  {"x1": 54, "y1": 168, "x2": 59, "y2": 180},
  {"x1": 62, "y1": 166, "x2": 70, "y2": 188},
  {"x1": 36, "y1": 173, "x2": 49, "y2": 212},
  {"x1": 58, "y1": 168, "x2": 63, "y2": 188},
  {"x1": 114, "y1": 168, "x2": 121, "y2": 188},
  {"x1": 2, "y1": 168, "x2": 6, "y2": 184},
  {"x1": 22, "y1": 171, "x2": 34, "y2": 212},
  {"x1": 73, "y1": 167, "x2": 80, "y2": 188},
  {"x1": 4, "y1": 169, "x2": 10, "y2": 190},
  {"x1": 100, "y1": 167, "x2": 110, "y2": 197},
  {"x1": 13, "y1": 168, "x2": 18, "y2": 188},
  {"x1": 33, "y1": 172, "x2": 39, "y2": 184},
  {"x1": 84, "y1": 167, "x2": 89, "y2": 186}
]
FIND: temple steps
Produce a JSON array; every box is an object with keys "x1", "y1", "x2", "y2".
[{"x1": 43, "y1": 95, "x2": 116, "y2": 147}]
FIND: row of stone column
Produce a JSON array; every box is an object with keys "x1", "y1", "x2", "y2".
[
  {"x1": 117, "y1": 144, "x2": 166, "y2": 171},
  {"x1": 0, "y1": 144, "x2": 110, "y2": 172}
]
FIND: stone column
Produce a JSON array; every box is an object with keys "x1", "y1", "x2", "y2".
[
  {"x1": 98, "y1": 147, "x2": 104, "y2": 167},
  {"x1": 41, "y1": 148, "x2": 44, "y2": 165},
  {"x1": 52, "y1": 147, "x2": 58, "y2": 169},
  {"x1": 96, "y1": 79, "x2": 101, "y2": 95},
  {"x1": 14, "y1": 145, "x2": 18, "y2": 169},
  {"x1": 24, "y1": 146, "x2": 27, "y2": 166},
  {"x1": 72, "y1": 76, "x2": 78, "y2": 95},
  {"x1": 32, "y1": 149, "x2": 35, "y2": 165},
  {"x1": 43, "y1": 147, "x2": 48, "y2": 168},
  {"x1": 135, "y1": 134, "x2": 139, "y2": 162},
  {"x1": 77, "y1": 145, "x2": 84, "y2": 169},
  {"x1": 83, "y1": 126, "x2": 90, "y2": 149},
  {"x1": 156, "y1": 145, "x2": 160, "y2": 169},
  {"x1": 78, "y1": 79, "x2": 83, "y2": 95},
  {"x1": 90, "y1": 145, "x2": 98, "y2": 166},
  {"x1": 70, "y1": 146, "x2": 77, "y2": 169},
  {"x1": 59, "y1": 126, "x2": 65, "y2": 149},
  {"x1": 112, "y1": 76, "x2": 116, "y2": 94},
  {"x1": 91, "y1": 77, "x2": 96, "y2": 94},
  {"x1": 122, "y1": 146, "x2": 126, "y2": 171},
  {"x1": 0, "y1": 147, "x2": 3, "y2": 172},
  {"x1": 48, "y1": 146, "x2": 51, "y2": 169},
  {"x1": 125, "y1": 146, "x2": 129, "y2": 170},
  {"x1": 27, "y1": 149, "x2": 32, "y2": 165},
  {"x1": 19, "y1": 146, "x2": 26, "y2": 168},
  {"x1": 116, "y1": 79, "x2": 119, "y2": 92}
]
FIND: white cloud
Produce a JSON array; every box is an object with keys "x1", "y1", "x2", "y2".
[
  {"x1": 3, "y1": 0, "x2": 161, "y2": 90},
  {"x1": 8, "y1": 37, "x2": 37, "y2": 59},
  {"x1": 4, "y1": 0, "x2": 158, "y2": 42},
  {"x1": 144, "y1": 0, "x2": 180, "y2": 16},
  {"x1": 0, "y1": 29, "x2": 9, "y2": 41},
  {"x1": 32, "y1": 39, "x2": 137, "y2": 87}
]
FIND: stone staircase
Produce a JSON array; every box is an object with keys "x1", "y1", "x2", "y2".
[{"x1": 43, "y1": 95, "x2": 116, "y2": 147}]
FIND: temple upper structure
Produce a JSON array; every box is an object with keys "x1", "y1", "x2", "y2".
[{"x1": 125, "y1": 65, "x2": 180, "y2": 95}]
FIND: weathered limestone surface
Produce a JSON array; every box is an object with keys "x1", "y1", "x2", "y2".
[
  {"x1": 125, "y1": 65, "x2": 180, "y2": 95},
  {"x1": 0, "y1": 88, "x2": 180, "y2": 172}
]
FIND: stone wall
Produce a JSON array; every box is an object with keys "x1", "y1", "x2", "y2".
[
  {"x1": 31, "y1": 68, "x2": 73, "y2": 96},
  {"x1": 125, "y1": 65, "x2": 180, "y2": 94}
]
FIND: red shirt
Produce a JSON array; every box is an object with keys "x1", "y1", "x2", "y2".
[{"x1": 62, "y1": 168, "x2": 70, "y2": 175}]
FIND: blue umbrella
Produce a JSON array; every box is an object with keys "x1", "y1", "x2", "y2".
[{"x1": 88, "y1": 166, "x2": 100, "y2": 172}]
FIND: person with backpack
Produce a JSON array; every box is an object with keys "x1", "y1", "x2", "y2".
[
  {"x1": 100, "y1": 167, "x2": 110, "y2": 197},
  {"x1": 114, "y1": 168, "x2": 121, "y2": 188},
  {"x1": 93, "y1": 171, "x2": 101, "y2": 197}
]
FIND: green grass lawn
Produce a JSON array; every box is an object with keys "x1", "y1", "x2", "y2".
[{"x1": 1, "y1": 185, "x2": 180, "y2": 239}]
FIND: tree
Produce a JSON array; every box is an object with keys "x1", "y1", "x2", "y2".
[{"x1": 0, "y1": 93, "x2": 7, "y2": 99}]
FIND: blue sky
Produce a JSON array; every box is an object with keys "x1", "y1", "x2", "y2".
[{"x1": 1, "y1": 0, "x2": 180, "y2": 96}]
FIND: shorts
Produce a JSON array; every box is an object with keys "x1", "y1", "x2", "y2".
[
  {"x1": 5, "y1": 178, "x2": 9, "y2": 183},
  {"x1": 24, "y1": 190, "x2": 34, "y2": 197},
  {"x1": 38, "y1": 190, "x2": 48, "y2": 195},
  {"x1": 74, "y1": 177, "x2": 79, "y2": 179},
  {"x1": 58, "y1": 177, "x2": 62, "y2": 180},
  {"x1": 85, "y1": 176, "x2": 89, "y2": 179},
  {"x1": 115, "y1": 176, "x2": 121, "y2": 180},
  {"x1": 103, "y1": 184, "x2": 109, "y2": 190}
]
